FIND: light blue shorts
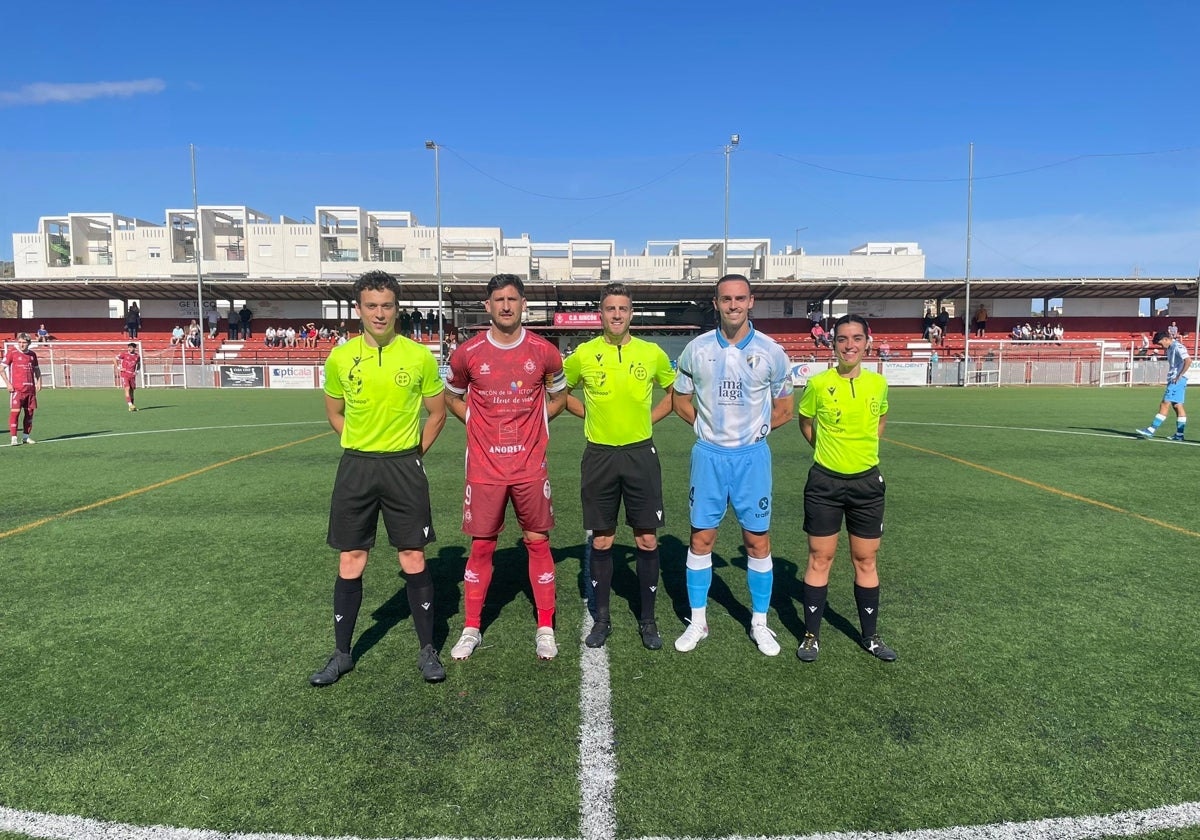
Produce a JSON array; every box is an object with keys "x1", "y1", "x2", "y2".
[
  {"x1": 688, "y1": 439, "x2": 773, "y2": 532},
  {"x1": 1164, "y1": 378, "x2": 1188, "y2": 405}
]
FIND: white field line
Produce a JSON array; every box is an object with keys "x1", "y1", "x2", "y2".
[
  {"x1": 4, "y1": 801, "x2": 1200, "y2": 840},
  {"x1": 579, "y1": 607, "x2": 617, "y2": 840},
  {"x1": 888, "y1": 420, "x2": 1197, "y2": 443},
  {"x1": 2, "y1": 420, "x2": 327, "y2": 447}
]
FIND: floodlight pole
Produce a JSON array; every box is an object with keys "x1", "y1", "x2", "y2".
[
  {"x1": 722, "y1": 133, "x2": 739, "y2": 278},
  {"x1": 190, "y1": 143, "x2": 205, "y2": 385},
  {"x1": 425, "y1": 140, "x2": 444, "y2": 354},
  {"x1": 963, "y1": 142, "x2": 974, "y2": 384}
]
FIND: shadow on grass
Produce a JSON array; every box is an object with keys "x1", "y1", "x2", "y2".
[{"x1": 352, "y1": 543, "x2": 466, "y2": 656}]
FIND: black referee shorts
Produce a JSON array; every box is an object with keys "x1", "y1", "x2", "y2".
[
  {"x1": 580, "y1": 439, "x2": 665, "y2": 532},
  {"x1": 328, "y1": 447, "x2": 436, "y2": 551},
  {"x1": 802, "y1": 463, "x2": 885, "y2": 539}
]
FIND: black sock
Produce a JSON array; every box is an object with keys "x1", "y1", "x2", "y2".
[
  {"x1": 802, "y1": 582, "x2": 828, "y2": 637},
  {"x1": 590, "y1": 547, "x2": 613, "y2": 621},
  {"x1": 855, "y1": 583, "x2": 880, "y2": 638},
  {"x1": 404, "y1": 568, "x2": 436, "y2": 648},
  {"x1": 636, "y1": 547, "x2": 660, "y2": 621},
  {"x1": 333, "y1": 575, "x2": 363, "y2": 654}
]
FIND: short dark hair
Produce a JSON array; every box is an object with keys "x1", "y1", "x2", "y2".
[
  {"x1": 715, "y1": 274, "x2": 751, "y2": 297},
  {"x1": 486, "y1": 273, "x2": 525, "y2": 297},
  {"x1": 127, "y1": 342, "x2": 138, "y2": 350},
  {"x1": 600, "y1": 282, "x2": 632, "y2": 306},
  {"x1": 1153, "y1": 331, "x2": 1171, "y2": 344},
  {"x1": 833, "y1": 313, "x2": 871, "y2": 338},
  {"x1": 353, "y1": 270, "x2": 401, "y2": 304}
]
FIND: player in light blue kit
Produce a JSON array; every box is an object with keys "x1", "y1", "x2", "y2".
[
  {"x1": 671, "y1": 275, "x2": 794, "y2": 655},
  {"x1": 1137, "y1": 330, "x2": 1191, "y2": 441}
]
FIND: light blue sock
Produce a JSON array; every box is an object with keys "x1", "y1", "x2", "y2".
[
  {"x1": 747, "y1": 554, "x2": 774, "y2": 614},
  {"x1": 1178, "y1": 420, "x2": 1187, "y2": 434},
  {"x1": 685, "y1": 551, "x2": 712, "y2": 610},
  {"x1": 1151, "y1": 413, "x2": 1166, "y2": 430}
]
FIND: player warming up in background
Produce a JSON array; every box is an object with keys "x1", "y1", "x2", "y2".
[
  {"x1": 445, "y1": 274, "x2": 568, "y2": 661},
  {"x1": 115, "y1": 343, "x2": 141, "y2": 411},
  {"x1": 672, "y1": 275, "x2": 794, "y2": 655},
  {"x1": 310, "y1": 270, "x2": 448, "y2": 686},
  {"x1": 796, "y1": 314, "x2": 897, "y2": 663},
  {"x1": 563, "y1": 282, "x2": 676, "y2": 650},
  {"x1": 2, "y1": 333, "x2": 42, "y2": 446},
  {"x1": 1137, "y1": 330, "x2": 1191, "y2": 441}
]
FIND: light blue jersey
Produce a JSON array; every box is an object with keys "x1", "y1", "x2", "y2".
[
  {"x1": 1166, "y1": 340, "x2": 1190, "y2": 382},
  {"x1": 674, "y1": 325, "x2": 793, "y2": 448},
  {"x1": 1163, "y1": 339, "x2": 1191, "y2": 404}
]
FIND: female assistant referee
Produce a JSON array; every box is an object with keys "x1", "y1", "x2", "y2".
[{"x1": 795, "y1": 313, "x2": 897, "y2": 663}]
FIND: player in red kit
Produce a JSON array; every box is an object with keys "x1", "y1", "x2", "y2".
[
  {"x1": 444, "y1": 274, "x2": 569, "y2": 660},
  {"x1": 115, "y1": 343, "x2": 141, "y2": 411},
  {"x1": 2, "y1": 333, "x2": 42, "y2": 446}
]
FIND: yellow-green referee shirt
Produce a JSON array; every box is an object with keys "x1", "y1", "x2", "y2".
[
  {"x1": 563, "y1": 335, "x2": 675, "y2": 445},
  {"x1": 798, "y1": 367, "x2": 888, "y2": 474},
  {"x1": 324, "y1": 335, "x2": 444, "y2": 452}
]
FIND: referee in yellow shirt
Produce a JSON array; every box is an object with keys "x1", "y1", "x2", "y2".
[
  {"x1": 796, "y1": 314, "x2": 897, "y2": 663},
  {"x1": 564, "y1": 283, "x2": 675, "y2": 650}
]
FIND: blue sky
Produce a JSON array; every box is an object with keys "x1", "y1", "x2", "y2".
[{"x1": 2, "y1": 0, "x2": 1198, "y2": 280}]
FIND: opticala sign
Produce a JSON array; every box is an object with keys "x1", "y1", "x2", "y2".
[{"x1": 268, "y1": 366, "x2": 318, "y2": 389}]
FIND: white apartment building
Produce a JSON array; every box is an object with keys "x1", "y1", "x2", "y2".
[{"x1": 11, "y1": 205, "x2": 925, "y2": 287}]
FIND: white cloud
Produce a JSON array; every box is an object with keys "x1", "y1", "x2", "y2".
[{"x1": 0, "y1": 78, "x2": 165, "y2": 107}]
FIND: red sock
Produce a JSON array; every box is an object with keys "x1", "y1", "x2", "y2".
[
  {"x1": 463, "y1": 538, "x2": 496, "y2": 629},
  {"x1": 525, "y1": 538, "x2": 556, "y2": 627},
  {"x1": 9, "y1": 410, "x2": 18, "y2": 436}
]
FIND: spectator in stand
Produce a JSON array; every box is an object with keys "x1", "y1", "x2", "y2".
[
  {"x1": 1010, "y1": 324, "x2": 1022, "y2": 341},
  {"x1": 922, "y1": 309, "x2": 935, "y2": 341},
  {"x1": 36, "y1": 324, "x2": 50, "y2": 343},
  {"x1": 124, "y1": 303, "x2": 141, "y2": 339},
  {"x1": 206, "y1": 308, "x2": 220, "y2": 339},
  {"x1": 2, "y1": 333, "x2": 42, "y2": 446},
  {"x1": 811, "y1": 322, "x2": 830, "y2": 349},
  {"x1": 412, "y1": 309, "x2": 425, "y2": 341},
  {"x1": 878, "y1": 340, "x2": 892, "y2": 361},
  {"x1": 935, "y1": 307, "x2": 950, "y2": 344},
  {"x1": 1138, "y1": 332, "x2": 1152, "y2": 357},
  {"x1": 974, "y1": 305, "x2": 988, "y2": 338},
  {"x1": 1053, "y1": 323, "x2": 1065, "y2": 344},
  {"x1": 927, "y1": 322, "x2": 943, "y2": 347},
  {"x1": 399, "y1": 308, "x2": 412, "y2": 340},
  {"x1": 335, "y1": 330, "x2": 348, "y2": 346},
  {"x1": 1168, "y1": 321, "x2": 1180, "y2": 340},
  {"x1": 1020, "y1": 323, "x2": 1032, "y2": 341},
  {"x1": 304, "y1": 323, "x2": 317, "y2": 348},
  {"x1": 187, "y1": 320, "x2": 202, "y2": 348},
  {"x1": 285, "y1": 326, "x2": 297, "y2": 347},
  {"x1": 171, "y1": 325, "x2": 185, "y2": 346},
  {"x1": 227, "y1": 306, "x2": 240, "y2": 340},
  {"x1": 264, "y1": 326, "x2": 276, "y2": 347},
  {"x1": 318, "y1": 324, "x2": 330, "y2": 343},
  {"x1": 239, "y1": 304, "x2": 253, "y2": 339}
]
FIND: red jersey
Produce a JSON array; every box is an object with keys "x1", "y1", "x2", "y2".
[
  {"x1": 446, "y1": 328, "x2": 566, "y2": 485},
  {"x1": 116, "y1": 351, "x2": 140, "y2": 379},
  {"x1": 3, "y1": 348, "x2": 40, "y2": 391}
]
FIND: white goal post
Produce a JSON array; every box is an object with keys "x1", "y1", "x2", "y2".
[{"x1": 2, "y1": 340, "x2": 158, "y2": 389}]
